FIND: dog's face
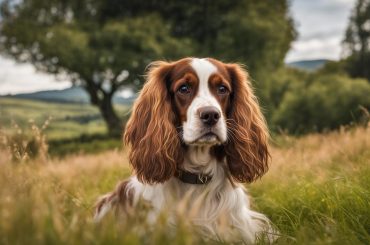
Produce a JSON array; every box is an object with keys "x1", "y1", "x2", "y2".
[
  {"x1": 125, "y1": 58, "x2": 269, "y2": 184},
  {"x1": 169, "y1": 58, "x2": 231, "y2": 145}
]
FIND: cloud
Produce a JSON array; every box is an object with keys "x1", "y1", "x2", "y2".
[
  {"x1": 0, "y1": 56, "x2": 71, "y2": 95},
  {"x1": 286, "y1": 36, "x2": 343, "y2": 61},
  {"x1": 285, "y1": 0, "x2": 356, "y2": 62}
]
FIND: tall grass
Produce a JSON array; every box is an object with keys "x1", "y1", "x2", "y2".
[
  {"x1": 0, "y1": 119, "x2": 50, "y2": 162},
  {"x1": 0, "y1": 126, "x2": 369, "y2": 244},
  {"x1": 252, "y1": 126, "x2": 370, "y2": 244}
]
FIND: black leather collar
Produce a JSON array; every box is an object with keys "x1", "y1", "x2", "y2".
[{"x1": 176, "y1": 170, "x2": 212, "y2": 185}]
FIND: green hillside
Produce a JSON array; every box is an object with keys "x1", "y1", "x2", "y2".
[{"x1": 0, "y1": 98, "x2": 128, "y2": 140}]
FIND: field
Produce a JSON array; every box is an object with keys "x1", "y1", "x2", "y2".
[
  {"x1": 0, "y1": 98, "x2": 126, "y2": 156},
  {"x1": 0, "y1": 98, "x2": 108, "y2": 139},
  {"x1": 0, "y1": 102, "x2": 369, "y2": 245},
  {"x1": 0, "y1": 98, "x2": 129, "y2": 139}
]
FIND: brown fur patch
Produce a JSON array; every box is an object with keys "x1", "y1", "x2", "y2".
[
  {"x1": 208, "y1": 73, "x2": 232, "y2": 116},
  {"x1": 95, "y1": 180, "x2": 134, "y2": 217},
  {"x1": 224, "y1": 64, "x2": 270, "y2": 182}
]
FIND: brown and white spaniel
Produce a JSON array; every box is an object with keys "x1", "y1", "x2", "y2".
[{"x1": 94, "y1": 58, "x2": 277, "y2": 243}]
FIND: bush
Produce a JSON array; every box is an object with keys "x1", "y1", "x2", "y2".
[
  {"x1": 260, "y1": 68, "x2": 308, "y2": 122},
  {"x1": 271, "y1": 74, "x2": 370, "y2": 133}
]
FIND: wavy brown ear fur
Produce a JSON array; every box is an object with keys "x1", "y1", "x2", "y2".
[
  {"x1": 225, "y1": 64, "x2": 269, "y2": 183},
  {"x1": 124, "y1": 61, "x2": 183, "y2": 184}
]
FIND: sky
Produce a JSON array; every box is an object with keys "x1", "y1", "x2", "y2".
[
  {"x1": 285, "y1": 0, "x2": 356, "y2": 62},
  {"x1": 0, "y1": 57, "x2": 72, "y2": 95},
  {"x1": 0, "y1": 0, "x2": 357, "y2": 95}
]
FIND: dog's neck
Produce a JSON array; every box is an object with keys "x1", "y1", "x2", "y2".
[{"x1": 181, "y1": 145, "x2": 225, "y2": 176}]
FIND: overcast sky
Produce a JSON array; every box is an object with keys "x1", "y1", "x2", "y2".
[
  {"x1": 0, "y1": 0, "x2": 357, "y2": 95},
  {"x1": 285, "y1": 0, "x2": 356, "y2": 62}
]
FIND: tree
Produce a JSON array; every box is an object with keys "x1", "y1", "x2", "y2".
[
  {"x1": 0, "y1": 1, "x2": 192, "y2": 135},
  {"x1": 93, "y1": 0, "x2": 295, "y2": 83},
  {"x1": 0, "y1": 0, "x2": 295, "y2": 135},
  {"x1": 344, "y1": 0, "x2": 370, "y2": 81}
]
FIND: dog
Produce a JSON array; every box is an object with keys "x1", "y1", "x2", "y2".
[{"x1": 94, "y1": 58, "x2": 276, "y2": 243}]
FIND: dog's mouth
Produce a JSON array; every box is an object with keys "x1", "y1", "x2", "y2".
[{"x1": 190, "y1": 132, "x2": 221, "y2": 145}]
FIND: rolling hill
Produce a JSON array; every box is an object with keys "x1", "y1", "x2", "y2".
[
  {"x1": 287, "y1": 59, "x2": 329, "y2": 71},
  {"x1": 1, "y1": 86, "x2": 136, "y2": 105}
]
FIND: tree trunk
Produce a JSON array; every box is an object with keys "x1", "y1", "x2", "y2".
[
  {"x1": 85, "y1": 83, "x2": 122, "y2": 137},
  {"x1": 98, "y1": 95, "x2": 123, "y2": 137}
]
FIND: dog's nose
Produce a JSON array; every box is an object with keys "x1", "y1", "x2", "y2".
[{"x1": 198, "y1": 106, "x2": 220, "y2": 126}]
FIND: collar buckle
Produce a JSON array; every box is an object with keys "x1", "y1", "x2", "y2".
[
  {"x1": 176, "y1": 170, "x2": 212, "y2": 185},
  {"x1": 198, "y1": 174, "x2": 208, "y2": 184}
]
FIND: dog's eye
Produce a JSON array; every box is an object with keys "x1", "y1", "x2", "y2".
[
  {"x1": 178, "y1": 84, "x2": 191, "y2": 94},
  {"x1": 217, "y1": 85, "x2": 228, "y2": 94}
]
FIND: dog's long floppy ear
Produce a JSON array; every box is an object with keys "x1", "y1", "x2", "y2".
[
  {"x1": 224, "y1": 64, "x2": 270, "y2": 183},
  {"x1": 124, "y1": 61, "x2": 183, "y2": 184}
]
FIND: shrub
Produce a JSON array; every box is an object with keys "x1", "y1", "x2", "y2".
[{"x1": 271, "y1": 74, "x2": 370, "y2": 133}]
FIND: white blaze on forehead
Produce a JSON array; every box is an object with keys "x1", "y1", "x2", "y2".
[
  {"x1": 190, "y1": 58, "x2": 218, "y2": 105},
  {"x1": 190, "y1": 58, "x2": 217, "y2": 83}
]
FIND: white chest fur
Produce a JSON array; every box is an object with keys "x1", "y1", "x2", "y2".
[{"x1": 127, "y1": 148, "x2": 275, "y2": 243}]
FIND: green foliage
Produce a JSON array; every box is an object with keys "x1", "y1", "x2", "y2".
[
  {"x1": 261, "y1": 68, "x2": 308, "y2": 121},
  {"x1": 216, "y1": 0, "x2": 295, "y2": 77},
  {"x1": 90, "y1": 0, "x2": 295, "y2": 75},
  {"x1": 343, "y1": 0, "x2": 370, "y2": 81},
  {"x1": 263, "y1": 57, "x2": 369, "y2": 134},
  {"x1": 271, "y1": 74, "x2": 370, "y2": 133}
]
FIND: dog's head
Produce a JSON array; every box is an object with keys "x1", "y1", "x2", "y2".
[{"x1": 124, "y1": 58, "x2": 269, "y2": 184}]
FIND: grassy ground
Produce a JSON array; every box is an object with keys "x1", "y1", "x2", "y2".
[{"x1": 0, "y1": 125, "x2": 369, "y2": 244}]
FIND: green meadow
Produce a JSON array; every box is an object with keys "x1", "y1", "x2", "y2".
[
  {"x1": 0, "y1": 98, "x2": 125, "y2": 156},
  {"x1": 0, "y1": 97, "x2": 129, "y2": 139},
  {"x1": 0, "y1": 98, "x2": 369, "y2": 244}
]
